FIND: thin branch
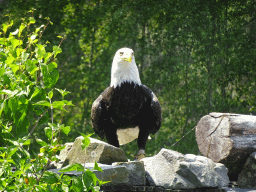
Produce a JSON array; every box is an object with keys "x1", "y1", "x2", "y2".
[{"x1": 28, "y1": 110, "x2": 47, "y2": 137}]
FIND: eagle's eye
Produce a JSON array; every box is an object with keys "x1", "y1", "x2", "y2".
[{"x1": 119, "y1": 52, "x2": 124, "y2": 56}]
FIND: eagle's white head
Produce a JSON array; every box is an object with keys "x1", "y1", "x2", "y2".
[{"x1": 110, "y1": 47, "x2": 142, "y2": 88}]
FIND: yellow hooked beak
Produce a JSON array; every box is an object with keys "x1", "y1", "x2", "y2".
[{"x1": 121, "y1": 53, "x2": 132, "y2": 63}]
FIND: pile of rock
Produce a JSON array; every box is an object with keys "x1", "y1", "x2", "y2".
[
  {"x1": 48, "y1": 111, "x2": 256, "y2": 191},
  {"x1": 49, "y1": 137, "x2": 230, "y2": 190}
]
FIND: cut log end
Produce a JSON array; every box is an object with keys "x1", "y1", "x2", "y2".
[
  {"x1": 196, "y1": 112, "x2": 256, "y2": 180},
  {"x1": 196, "y1": 113, "x2": 233, "y2": 162}
]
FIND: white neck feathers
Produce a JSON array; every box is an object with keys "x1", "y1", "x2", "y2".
[{"x1": 110, "y1": 53, "x2": 141, "y2": 88}]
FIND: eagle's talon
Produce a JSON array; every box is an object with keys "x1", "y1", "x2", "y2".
[{"x1": 134, "y1": 153, "x2": 145, "y2": 161}]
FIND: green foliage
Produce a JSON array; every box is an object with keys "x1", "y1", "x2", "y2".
[
  {"x1": 0, "y1": 16, "x2": 106, "y2": 191},
  {"x1": 59, "y1": 162, "x2": 109, "y2": 191},
  {"x1": 1, "y1": 0, "x2": 255, "y2": 160}
]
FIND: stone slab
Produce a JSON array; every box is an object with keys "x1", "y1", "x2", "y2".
[
  {"x1": 113, "y1": 161, "x2": 146, "y2": 186},
  {"x1": 49, "y1": 163, "x2": 129, "y2": 185},
  {"x1": 62, "y1": 137, "x2": 127, "y2": 167}
]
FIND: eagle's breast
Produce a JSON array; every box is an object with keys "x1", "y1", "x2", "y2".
[{"x1": 104, "y1": 82, "x2": 146, "y2": 127}]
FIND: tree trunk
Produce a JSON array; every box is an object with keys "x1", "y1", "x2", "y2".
[{"x1": 196, "y1": 112, "x2": 256, "y2": 181}]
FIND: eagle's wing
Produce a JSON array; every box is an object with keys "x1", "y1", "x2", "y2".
[
  {"x1": 141, "y1": 85, "x2": 162, "y2": 134},
  {"x1": 91, "y1": 86, "x2": 114, "y2": 139},
  {"x1": 91, "y1": 94, "x2": 105, "y2": 139}
]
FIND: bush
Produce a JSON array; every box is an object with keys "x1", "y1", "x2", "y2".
[{"x1": 0, "y1": 15, "x2": 107, "y2": 191}]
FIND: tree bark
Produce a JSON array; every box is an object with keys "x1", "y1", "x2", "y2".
[{"x1": 196, "y1": 112, "x2": 256, "y2": 181}]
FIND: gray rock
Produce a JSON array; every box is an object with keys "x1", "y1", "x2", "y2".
[
  {"x1": 237, "y1": 152, "x2": 256, "y2": 189},
  {"x1": 62, "y1": 137, "x2": 127, "y2": 167},
  {"x1": 112, "y1": 161, "x2": 146, "y2": 186},
  {"x1": 59, "y1": 142, "x2": 73, "y2": 161},
  {"x1": 142, "y1": 148, "x2": 229, "y2": 189},
  {"x1": 49, "y1": 163, "x2": 129, "y2": 185}
]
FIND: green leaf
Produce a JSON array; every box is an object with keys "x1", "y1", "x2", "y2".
[
  {"x1": 0, "y1": 67, "x2": 5, "y2": 77},
  {"x1": 71, "y1": 177, "x2": 83, "y2": 191},
  {"x1": 63, "y1": 100, "x2": 74, "y2": 106},
  {"x1": 2, "y1": 23, "x2": 8, "y2": 33},
  {"x1": 52, "y1": 101, "x2": 65, "y2": 109},
  {"x1": 25, "y1": 59, "x2": 37, "y2": 74},
  {"x1": 48, "y1": 62, "x2": 57, "y2": 72},
  {"x1": 36, "y1": 138, "x2": 48, "y2": 147},
  {"x1": 0, "y1": 159, "x2": 14, "y2": 163},
  {"x1": 0, "y1": 90, "x2": 18, "y2": 97},
  {"x1": 7, "y1": 147, "x2": 18, "y2": 158},
  {"x1": 55, "y1": 88, "x2": 70, "y2": 97},
  {"x1": 61, "y1": 184, "x2": 69, "y2": 192},
  {"x1": 46, "y1": 69, "x2": 59, "y2": 88},
  {"x1": 40, "y1": 171, "x2": 60, "y2": 185},
  {"x1": 30, "y1": 87, "x2": 40, "y2": 100},
  {"x1": 60, "y1": 126, "x2": 70, "y2": 135},
  {"x1": 23, "y1": 139, "x2": 31, "y2": 146},
  {"x1": 33, "y1": 100, "x2": 51, "y2": 107},
  {"x1": 11, "y1": 29, "x2": 19, "y2": 35},
  {"x1": 40, "y1": 63, "x2": 59, "y2": 88},
  {"x1": 8, "y1": 97, "x2": 18, "y2": 113},
  {"x1": 83, "y1": 169, "x2": 98, "y2": 187},
  {"x1": 10, "y1": 64, "x2": 19, "y2": 74},
  {"x1": 0, "y1": 100, "x2": 6, "y2": 117},
  {"x1": 6, "y1": 56, "x2": 15, "y2": 65},
  {"x1": 30, "y1": 34, "x2": 37, "y2": 41},
  {"x1": 21, "y1": 51, "x2": 29, "y2": 63},
  {"x1": 35, "y1": 44, "x2": 46, "y2": 59},
  {"x1": 53, "y1": 46, "x2": 62, "y2": 58},
  {"x1": 59, "y1": 163, "x2": 85, "y2": 173},
  {"x1": 29, "y1": 17, "x2": 36, "y2": 24},
  {"x1": 12, "y1": 170, "x2": 24, "y2": 178},
  {"x1": 44, "y1": 52, "x2": 52, "y2": 62},
  {"x1": 44, "y1": 127, "x2": 52, "y2": 140},
  {"x1": 48, "y1": 90, "x2": 53, "y2": 99},
  {"x1": 11, "y1": 39, "x2": 22, "y2": 49},
  {"x1": 16, "y1": 48, "x2": 23, "y2": 57},
  {"x1": 18, "y1": 23, "x2": 26, "y2": 37},
  {"x1": 79, "y1": 132, "x2": 93, "y2": 150},
  {"x1": 35, "y1": 25, "x2": 45, "y2": 33},
  {"x1": 93, "y1": 162, "x2": 103, "y2": 172}
]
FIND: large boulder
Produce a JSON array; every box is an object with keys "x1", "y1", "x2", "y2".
[
  {"x1": 59, "y1": 142, "x2": 73, "y2": 161},
  {"x1": 62, "y1": 137, "x2": 127, "y2": 167},
  {"x1": 112, "y1": 161, "x2": 146, "y2": 186},
  {"x1": 237, "y1": 152, "x2": 256, "y2": 189},
  {"x1": 141, "y1": 148, "x2": 229, "y2": 189}
]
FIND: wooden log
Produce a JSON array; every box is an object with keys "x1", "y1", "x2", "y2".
[{"x1": 196, "y1": 112, "x2": 256, "y2": 181}]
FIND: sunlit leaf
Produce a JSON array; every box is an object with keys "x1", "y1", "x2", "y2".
[
  {"x1": 36, "y1": 138, "x2": 48, "y2": 147},
  {"x1": 60, "y1": 126, "x2": 70, "y2": 135},
  {"x1": 29, "y1": 17, "x2": 36, "y2": 24},
  {"x1": 30, "y1": 34, "x2": 37, "y2": 40},
  {"x1": 23, "y1": 139, "x2": 31, "y2": 146},
  {"x1": 7, "y1": 147, "x2": 18, "y2": 158},
  {"x1": 48, "y1": 90, "x2": 53, "y2": 99},
  {"x1": 11, "y1": 29, "x2": 19, "y2": 35},
  {"x1": 59, "y1": 163, "x2": 84, "y2": 172},
  {"x1": 93, "y1": 162, "x2": 103, "y2": 172},
  {"x1": 53, "y1": 46, "x2": 62, "y2": 58},
  {"x1": 55, "y1": 88, "x2": 70, "y2": 97},
  {"x1": 33, "y1": 100, "x2": 51, "y2": 107},
  {"x1": 52, "y1": 101, "x2": 65, "y2": 109},
  {"x1": 44, "y1": 127, "x2": 52, "y2": 140},
  {"x1": 18, "y1": 23, "x2": 26, "y2": 37}
]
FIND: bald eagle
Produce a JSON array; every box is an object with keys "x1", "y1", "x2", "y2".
[{"x1": 91, "y1": 48, "x2": 161, "y2": 160}]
